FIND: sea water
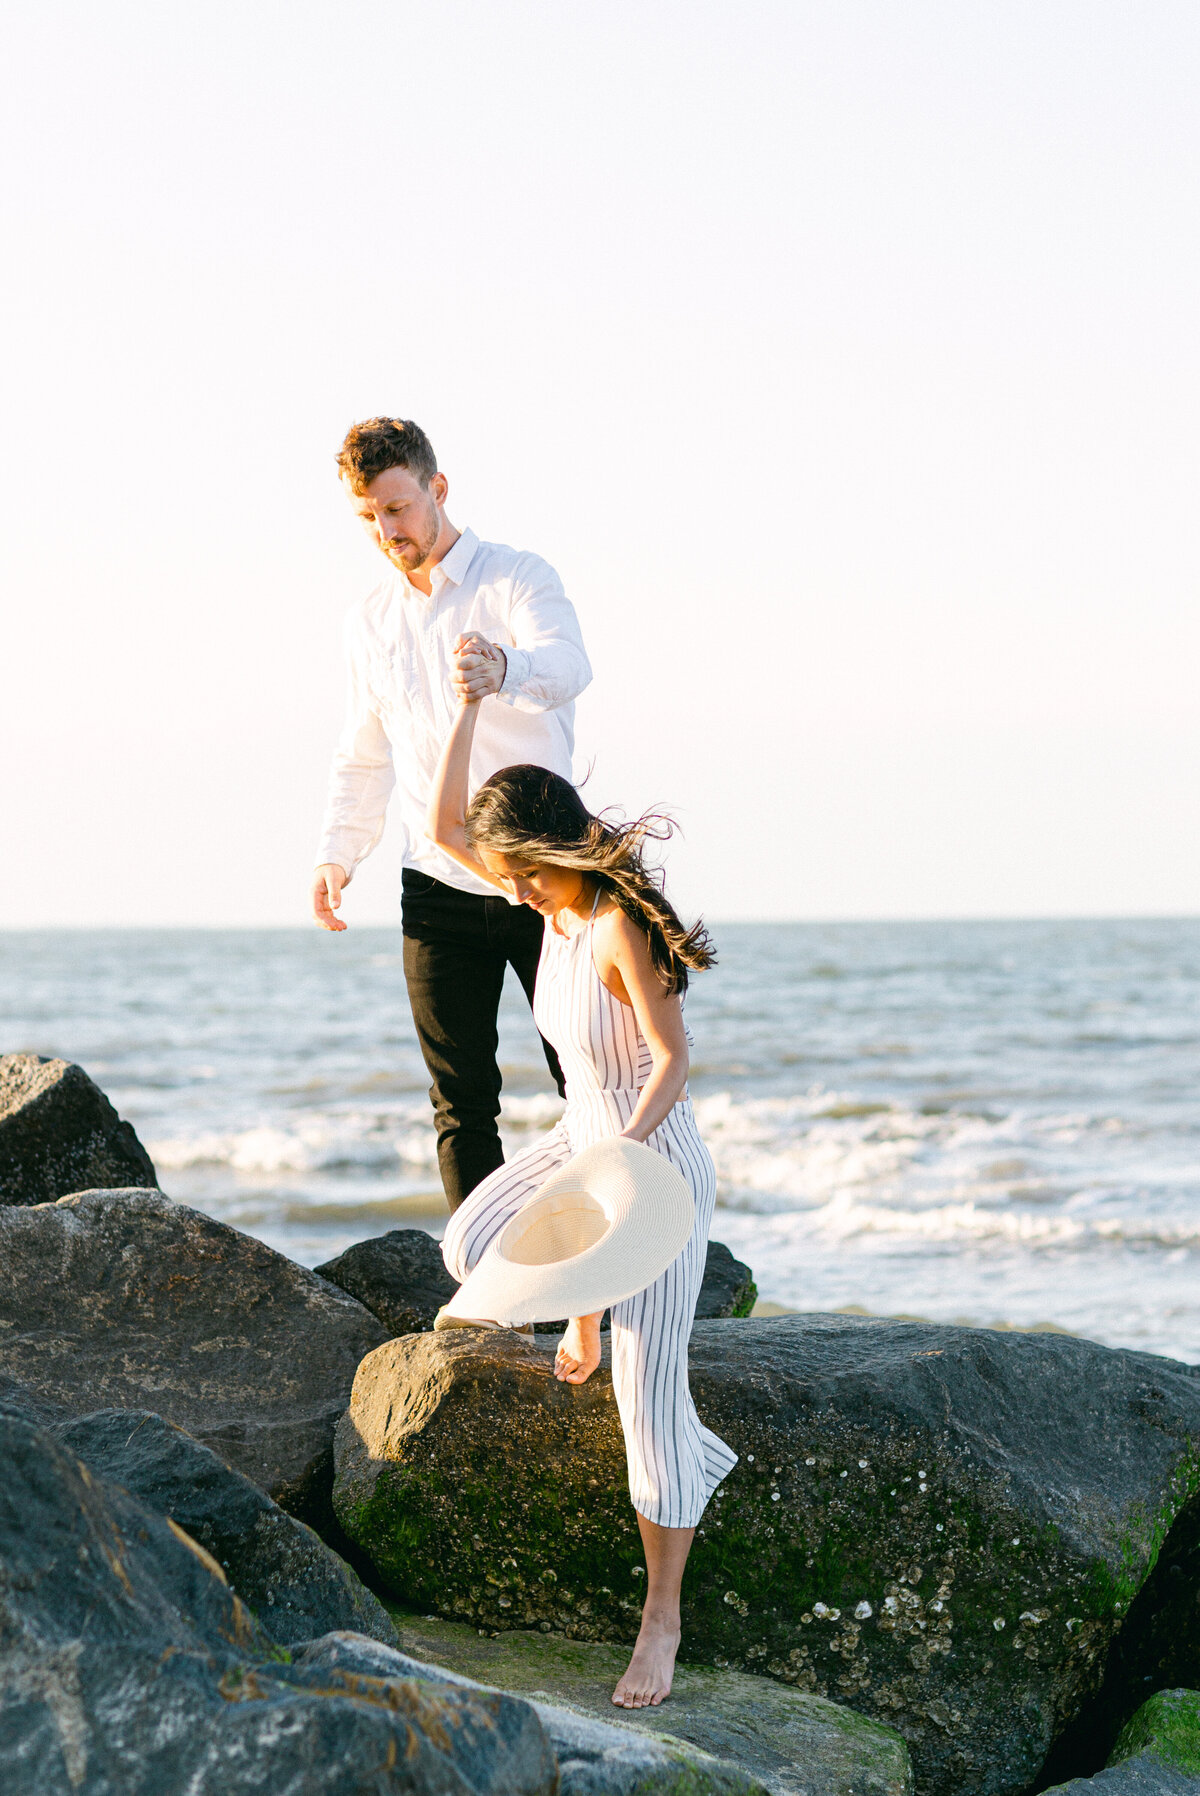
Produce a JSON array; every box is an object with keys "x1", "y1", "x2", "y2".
[{"x1": 3, "y1": 920, "x2": 1199, "y2": 1363}]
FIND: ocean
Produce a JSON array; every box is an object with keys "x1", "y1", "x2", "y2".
[{"x1": 3, "y1": 919, "x2": 1199, "y2": 1363}]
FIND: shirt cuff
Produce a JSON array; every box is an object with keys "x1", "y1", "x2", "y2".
[
  {"x1": 314, "y1": 839, "x2": 357, "y2": 883},
  {"x1": 499, "y1": 645, "x2": 532, "y2": 697}
]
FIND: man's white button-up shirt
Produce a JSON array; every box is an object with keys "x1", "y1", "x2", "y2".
[{"x1": 316, "y1": 528, "x2": 592, "y2": 898}]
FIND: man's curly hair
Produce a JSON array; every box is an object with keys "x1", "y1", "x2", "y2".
[{"x1": 336, "y1": 417, "x2": 438, "y2": 494}]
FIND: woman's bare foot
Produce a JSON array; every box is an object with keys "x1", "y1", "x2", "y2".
[
  {"x1": 554, "y1": 1313, "x2": 602, "y2": 1384},
  {"x1": 612, "y1": 1619, "x2": 681, "y2": 1707}
]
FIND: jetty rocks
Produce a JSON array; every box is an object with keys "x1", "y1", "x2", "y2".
[
  {"x1": 334, "y1": 1317, "x2": 1200, "y2": 1796},
  {"x1": 0, "y1": 1051, "x2": 156, "y2": 1204},
  {"x1": 0, "y1": 1409, "x2": 557, "y2": 1795},
  {"x1": 0, "y1": 1185, "x2": 389, "y2": 1521}
]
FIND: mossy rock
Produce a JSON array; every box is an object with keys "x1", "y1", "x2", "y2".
[
  {"x1": 1112, "y1": 1688, "x2": 1200, "y2": 1775},
  {"x1": 333, "y1": 1315, "x2": 1200, "y2": 1796},
  {"x1": 386, "y1": 1608, "x2": 913, "y2": 1795}
]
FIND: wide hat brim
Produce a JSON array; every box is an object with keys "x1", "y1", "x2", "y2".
[{"x1": 440, "y1": 1136, "x2": 695, "y2": 1327}]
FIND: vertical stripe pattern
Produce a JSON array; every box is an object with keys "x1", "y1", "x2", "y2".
[{"x1": 442, "y1": 909, "x2": 738, "y2": 1529}]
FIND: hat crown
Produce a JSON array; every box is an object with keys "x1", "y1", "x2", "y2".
[{"x1": 501, "y1": 1190, "x2": 610, "y2": 1267}]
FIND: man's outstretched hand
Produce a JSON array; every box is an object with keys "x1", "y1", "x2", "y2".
[
  {"x1": 452, "y1": 632, "x2": 507, "y2": 702},
  {"x1": 312, "y1": 863, "x2": 349, "y2": 931}
]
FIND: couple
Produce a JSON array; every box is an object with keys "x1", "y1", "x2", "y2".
[{"x1": 311, "y1": 417, "x2": 736, "y2": 1709}]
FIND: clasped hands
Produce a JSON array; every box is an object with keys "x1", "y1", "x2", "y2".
[{"x1": 452, "y1": 631, "x2": 507, "y2": 703}]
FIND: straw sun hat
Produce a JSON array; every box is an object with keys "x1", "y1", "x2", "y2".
[{"x1": 435, "y1": 1137, "x2": 695, "y2": 1330}]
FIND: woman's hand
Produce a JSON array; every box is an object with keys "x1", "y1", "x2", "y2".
[{"x1": 452, "y1": 632, "x2": 507, "y2": 702}]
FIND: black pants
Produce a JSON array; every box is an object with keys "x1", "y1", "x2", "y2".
[{"x1": 401, "y1": 869, "x2": 565, "y2": 1210}]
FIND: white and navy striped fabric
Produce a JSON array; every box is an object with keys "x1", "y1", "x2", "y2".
[{"x1": 441, "y1": 903, "x2": 738, "y2": 1529}]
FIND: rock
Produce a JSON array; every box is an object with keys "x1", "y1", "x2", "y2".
[
  {"x1": 0, "y1": 1052, "x2": 156, "y2": 1205},
  {"x1": 387, "y1": 1610, "x2": 914, "y2": 1796},
  {"x1": 1052, "y1": 1489, "x2": 1200, "y2": 1770},
  {"x1": 0, "y1": 1187, "x2": 388, "y2": 1523},
  {"x1": 695, "y1": 1240, "x2": 757, "y2": 1319},
  {"x1": 50, "y1": 1407, "x2": 398, "y2": 1648},
  {"x1": 316, "y1": 1227, "x2": 457, "y2": 1335},
  {"x1": 0, "y1": 1410, "x2": 557, "y2": 1794},
  {"x1": 1044, "y1": 1690, "x2": 1200, "y2": 1791},
  {"x1": 1112, "y1": 1690, "x2": 1200, "y2": 1777},
  {"x1": 530, "y1": 1702, "x2": 768, "y2": 1796},
  {"x1": 284, "y1": 1631, "x2": 771, "y2": 1794},
  {"x1": 332, "y1": 1314, "x2": 1200, "y2": 1796}
]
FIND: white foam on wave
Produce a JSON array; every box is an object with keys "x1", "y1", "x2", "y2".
[
  {"x1": 693, "y1": 1088, "x2": 1200, "y2": 1245},
  {"x1": 147, "y1": 1091, "x2": 565, "y2": 1177}
]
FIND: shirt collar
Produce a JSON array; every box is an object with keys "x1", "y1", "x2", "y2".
[{"x1": 433, "y1": 527, "x2": 478, "y2": 589}]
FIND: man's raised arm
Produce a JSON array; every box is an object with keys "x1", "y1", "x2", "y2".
[{"x1": 494, "y1": 554, "x2": 592, "y2": 712}]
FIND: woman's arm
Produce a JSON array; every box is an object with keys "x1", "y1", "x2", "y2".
[
  {"x1": 424, "y1": 697, "x2": 507, "y2": 888},
  {"x1": 596, "y1": 912, "x2": 690, "y2": 1143}
]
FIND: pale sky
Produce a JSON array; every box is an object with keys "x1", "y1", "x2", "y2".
[{"x1": 3, "y1": 0, "x2": 1198, "y2": 926}]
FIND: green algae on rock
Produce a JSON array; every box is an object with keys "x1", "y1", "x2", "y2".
[
  {"x1": 1112, "y1": 1690, "x2": 1200, "y2": 1777},
  {"x1": 332, "y1": 1315, "x2": 1200, "y2": 1796},
  {"x1": 385, "y1": 1609, "x2": 913, "y2": 1796}
]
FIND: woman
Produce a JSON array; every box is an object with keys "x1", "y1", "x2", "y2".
[{"x1": 426, "y1": 637, "x2": 737, "y2": 1711}]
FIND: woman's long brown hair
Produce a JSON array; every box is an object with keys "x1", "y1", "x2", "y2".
[{"x1": 464, "y1": 765, "x2": 715, "y2": 995}]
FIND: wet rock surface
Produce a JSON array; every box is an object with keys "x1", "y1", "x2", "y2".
[
  {"x1": 0, "y1": 1410, "x2": 557, "y2": 1794},
  {"x1": 388, "y1": 1609, "x2": 913, "y2": 1796},
  {"x1": 282, "y1": 1629, "x2": 772, "y2": 1794},
  {"x1": 50, "y1": 1407, "x2": 398, "y2": 1648},
  {"x1": 0, "y1": 1187, "x2": 388, "y2": 1522},
  {"x1": 333, "y1": 1315, "x2": 1200, "y2": 1796},
  {"x1": 316, "y1": 1227, "x2": 458, "y2": 1336},
  {"x1": 0, "y1": 1052, "x2": 156, "y2": 1205}
]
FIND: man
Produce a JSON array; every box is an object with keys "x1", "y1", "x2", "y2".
[{"x1": 311, "y1": 417, "x2": 591, "y2": 1209}]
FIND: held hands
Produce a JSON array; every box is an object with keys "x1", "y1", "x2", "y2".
[{"x1": 452, "y1": 632, "x2": 507, "y2": 704}]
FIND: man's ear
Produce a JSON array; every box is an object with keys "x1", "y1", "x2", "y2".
[{"x1": 431, "y1": 471, "x2": 449, "y2": 507}]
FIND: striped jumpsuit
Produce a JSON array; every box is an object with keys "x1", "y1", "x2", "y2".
[{"x1": 441, "y1": 901, "x2": 738, "y2": 1530}]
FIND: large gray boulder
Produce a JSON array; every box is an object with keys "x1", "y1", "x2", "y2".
[
  {"x1": 0, "y1": 1410, "x2": 557, "y2": 1794},
  {"x1": 0, "y1": 1052, "x2": 155, "y2": 1204},
  {"x1": 332, "y1": 1315, "x2": 1200, "y2": 1796},
  {"x1": 388, "y1": 1610, "x2": 913, "y2": 1796},
  {"x1": 50, "y1": 1407, "x2": 398, "y2": 1648},
  {"x1": 0, "y1": 1187, "x2": 388, "y2": 1522},
  {"x1": 316, "y1": 1227, "x2": 458, "y2": 1336}
]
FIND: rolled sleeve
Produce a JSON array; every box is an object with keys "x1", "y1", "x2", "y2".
[{"x1": 496, "y1": 556, "x2": 592, "y2": 713}]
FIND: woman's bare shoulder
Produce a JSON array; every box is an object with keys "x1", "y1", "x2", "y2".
[{"x1": 592, "y1": 902, "x2": 650, "y2": 960}]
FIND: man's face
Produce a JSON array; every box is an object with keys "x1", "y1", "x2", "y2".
[{"x1": 348, "y1": 466, "x2": 444, "y2": 574}]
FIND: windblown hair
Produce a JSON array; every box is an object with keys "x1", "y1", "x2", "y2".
[
  {"x1": 336, "y1": 417, "x2": 437, "y2": 493},
  {"x1": 465, "y1": 766, "x2": 715, "y2": 996}
]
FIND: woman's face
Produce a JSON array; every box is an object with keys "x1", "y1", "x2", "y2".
[{"x1": 477, "y1": 850, "x2": 587, "y2": 916}]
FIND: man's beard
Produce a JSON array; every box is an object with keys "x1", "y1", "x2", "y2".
[{"x1": 385, "y1": 500, "x2": 440, "y2": 571}]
